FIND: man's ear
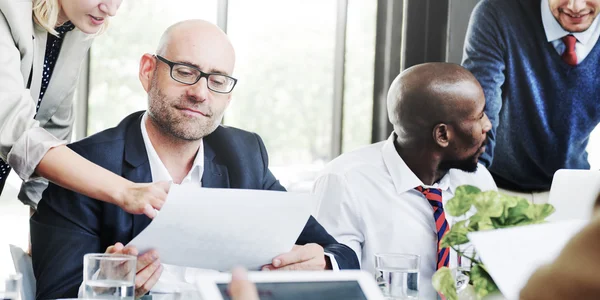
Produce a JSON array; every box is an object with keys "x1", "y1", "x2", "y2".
[
  {"x1": 139, "y1": 53, "x2": 156, "y2": 93},
  {"x1": 433, "y1": 123, "x2": 451, "y2": 148}
]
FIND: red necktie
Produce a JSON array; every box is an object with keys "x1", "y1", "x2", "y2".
[
  {"x1": 562, "y1": 35, "x2": 578, "y2": 66},
  {"x1": 415, "y1": 186, "x2": 450, "y2": 270}
]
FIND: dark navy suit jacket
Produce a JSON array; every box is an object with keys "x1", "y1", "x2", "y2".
[{"x1": 31, "y1": 111, "x2": 359, "y2": 300}]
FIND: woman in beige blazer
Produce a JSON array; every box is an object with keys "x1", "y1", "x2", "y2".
[{"x1": 0, "y1": 0, "x2": 167, "y2": 217}]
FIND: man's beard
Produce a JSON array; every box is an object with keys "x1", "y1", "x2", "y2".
[
  {"x1": 148, "y1": 79, "x2": 219, "y2": 141},
  {"x1": 438, "y1": 155, "x2": 479, "y2": 173}
]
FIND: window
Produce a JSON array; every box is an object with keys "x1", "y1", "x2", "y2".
[
  {"x1": 225, "y1": 0, "x2": 376, "y2": 191},
  {"x1": 343, "y1": 0, "x2": 377, "y2": 153}
]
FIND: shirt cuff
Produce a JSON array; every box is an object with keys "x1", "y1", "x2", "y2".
[
  {"x1": 8, "y1": 126, "x2": 66, "y2": 180},
  {"x1": 324, "y1": 252, "x2": 340, "y2": 271}
]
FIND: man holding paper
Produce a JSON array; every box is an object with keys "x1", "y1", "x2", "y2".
[{"x1": 30, "y1": 19, "x2": 359, "y2": 300}]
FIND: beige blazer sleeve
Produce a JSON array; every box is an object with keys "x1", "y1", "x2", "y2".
[
  {"x1": 0, "y1": 0, "x2": 92, "y2": 181},
  {"x1": 520, "y1": 213, "x2": 600, "y2": 300}
]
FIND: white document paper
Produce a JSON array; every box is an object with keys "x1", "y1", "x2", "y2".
[
  {"x1": 468, "y1": 220, "x2": 588, "y2": 300},
  {"x1": 547, "y1": 169, "x2": 600, "y2": 222},
  {"x1": 128, "y1": 185, "x2": 312, "y2": 271}
]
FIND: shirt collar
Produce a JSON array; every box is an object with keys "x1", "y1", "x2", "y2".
[
  {"x1": 541, "y1": 0, "x2": 600, "y2": 45},
  {"x1": 140, "y1": 112, "x2": 204, "y2": 185},
  {"x1": 381, "y1": 133, "x2": 454, "y2": 195}
]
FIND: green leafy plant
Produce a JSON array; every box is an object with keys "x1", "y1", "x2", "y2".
[{"x1": 432, "y1": 185, "x2": 555, "y2": 299}]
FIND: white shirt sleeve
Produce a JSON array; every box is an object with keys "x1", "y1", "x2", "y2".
[
  {"x1": 313, "y1": 173, "x2": 364, "y2": 267},
  {"x1": 324, "y1": 253, "x2": 340, "y2": 271}
]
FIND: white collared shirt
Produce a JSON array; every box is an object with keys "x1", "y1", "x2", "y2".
[
  {"x1": 141, "y1": 113, "x2": 211, "y2": 292},
  {"x1": 541, "y1": 0, "x2": 600, "y2": 63},
  {"x1": 140, "y1": 113, "x2": 204, "y2": 186},
  {"x1": 313, "y1": 133, "x2": 497, "y2": 300}
]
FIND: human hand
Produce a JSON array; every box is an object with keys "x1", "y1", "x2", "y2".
[
  {"x1": 229, "y1": 267, "x2": 259, "y2": 300},
  {"x1": 106, "y1": 243, "x2": 163, "y2": 298},
  {"x1": 262, "y1": 244, "x2": 328, "y2": 271},
  {"x1": 115, "y1": 181, "x2": 170, "y2": 218}
]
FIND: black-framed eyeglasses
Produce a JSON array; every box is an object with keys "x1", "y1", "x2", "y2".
[{"x1": 154, "y1": 55, "x2": 238, "y2": 94}]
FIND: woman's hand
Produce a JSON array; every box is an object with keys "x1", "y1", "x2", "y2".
[{"x1": 114, "y1": 181, "x2": 170, "y2": 218}]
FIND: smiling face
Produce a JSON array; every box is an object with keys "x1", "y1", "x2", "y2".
[
  {"x1": 58, "y1": 0, "x2": 122, "y2": 34},
  {"x1": 140, "y1": 20, "x2": 236, "y2": 141},
  {"x1": 548, "y1": 0, "x2": 600, "y2": 32}
]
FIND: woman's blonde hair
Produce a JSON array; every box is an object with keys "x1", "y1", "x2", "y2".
[{"x1": 32, "y1": 0, "x2": 110, "y2": 36}]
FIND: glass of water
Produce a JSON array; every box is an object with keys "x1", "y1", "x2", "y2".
[
  {"x1": 0, "y1": 273, "x2": 22, "y2": 300},
  {"x1": 375, "y1": 253, "x2": 420, "y2": 300},
  {"x1": 83, "y1": 254, "x2": 137, "y2": 299}
]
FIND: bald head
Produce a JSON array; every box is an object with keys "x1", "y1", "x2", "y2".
[
  {"x1": 156, "y1": 19, "x2": 235, "y2": 74},
  {"x1": 387, "y1": 63, "x2": 484, "y2": 143},
  {"x1": 139, "y1": 19, "x2": 238, "y2": 144}
]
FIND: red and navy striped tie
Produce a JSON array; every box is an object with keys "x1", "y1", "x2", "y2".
[{"x1": 416, "y1": 186, "x2": 450, "y2": 270}]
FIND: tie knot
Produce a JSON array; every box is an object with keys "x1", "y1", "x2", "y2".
[{"x1": 562, "y1": 34, "x2": 577, "y2": 51}]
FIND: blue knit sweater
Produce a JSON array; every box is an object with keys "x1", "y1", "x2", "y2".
[{"x1": 463, "y1": 0, "x2": 600, "y2": 191}]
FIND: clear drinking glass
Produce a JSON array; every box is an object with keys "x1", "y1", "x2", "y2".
[
  {"x1": 374, "y1": 253, "x2": 420, "y2": 300},
  {"x1": 82, "y1": 254, "x2": 136, "y2": 299},
  {"x1": 0, "y1": 273, "x2": 22, "y2": 300},
  {"x1": 455, "y1": 245, "x2": 478, "y2": 299}
]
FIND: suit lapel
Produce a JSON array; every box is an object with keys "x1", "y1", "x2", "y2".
[
  {"x1": 202, "y1": 138, "x2": 230, "y2": 188},
  {"x1": 121, "y1": 113, "x2": 154, "y2": 237}
]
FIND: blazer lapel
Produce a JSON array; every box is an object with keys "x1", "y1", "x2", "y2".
[
  {"x1": 36, "y1": 29, "x2": 93, "y2": 125},
  {"x1": 202, "y1": 138, "x2": 230, "y2": 188},
  {"x1": 120, "y1": 113, "x2": 154, "y2": 237}
]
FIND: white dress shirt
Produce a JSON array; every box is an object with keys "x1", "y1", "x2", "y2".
[
  {"x1": 313, "y1": 133, "x2": 497, "y2": 300},
  {"x1": 140, "y1": 112, "x2": 209, "y2": 292},
  {"x1": 541, "y1": 0, "x2": 600, "y2": 63}
]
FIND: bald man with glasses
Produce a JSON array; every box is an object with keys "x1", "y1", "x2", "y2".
[{"x1": 31, "y1": 19, "x2": 359, "y2": 300}]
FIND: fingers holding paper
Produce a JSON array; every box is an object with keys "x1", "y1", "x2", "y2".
[
  {"x1": 263, "y1": 243, "x2": 327, "y2": 271},
  {"x1": 104, "y1": 243, "x2": 163, "y2": 298},
  {"x1": 118, "y1": 181, "x2": 170, "y2": 219},
  {"x1": 130, "y1": 248, "x2": 162, "y2": 298}
]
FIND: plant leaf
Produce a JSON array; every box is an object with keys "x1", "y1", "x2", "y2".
[
  {"x1": 440, "y1": 220, "x2": 470, "y2": 248},
  {"x1": 473, "y1": 191, "x2": 504, "y2": 218},
  {"x1": 471, "y1": 263, "x2": 500, "y2": 299},
  {"x1": 446, "y1": 185, "x2": 481, "y2": 216},
  {"x1": 499, "y1": 198, "x2": 537, "y2": 227},
  {"x1": 527, "y1": 203, "x2": 556, "y2": 222},
  {"x1": 468, "y1": 213, "x2": 495, "y2": 231},
  {"x1": 432, "y1": 267, "x2": 458, "y2": 300},
  {"x1": 494, "y1": 195, "x2": 520, "y2": 225}
]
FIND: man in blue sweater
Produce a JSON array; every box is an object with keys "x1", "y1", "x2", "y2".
[{"x1": 463, "y1": 0, "x2": 600, "y2": 202}]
